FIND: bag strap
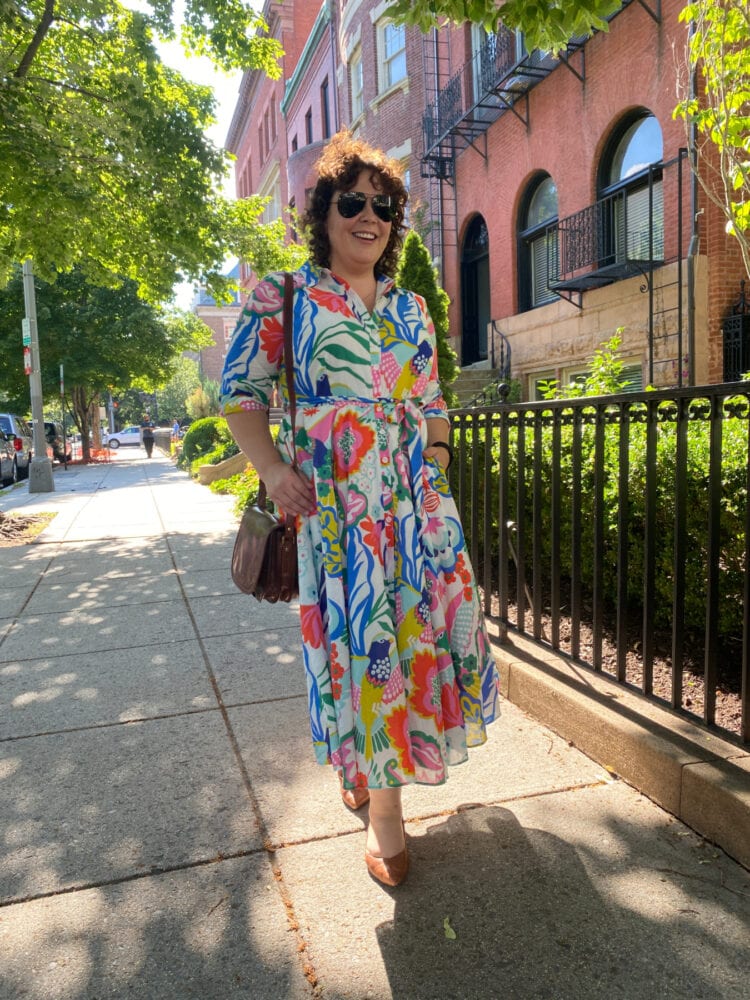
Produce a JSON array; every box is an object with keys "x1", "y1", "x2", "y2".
[
  {"x1": 256, "y1": 272, "x2": 296, "y2": 512},
  {"x1": 282, "y1": 271, "x2": 297, "y2": 469}
]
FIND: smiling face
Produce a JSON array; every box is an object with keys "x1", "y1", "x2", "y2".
[{"x1": 326, "y1": 170, "x2": 392, "y2": 284}]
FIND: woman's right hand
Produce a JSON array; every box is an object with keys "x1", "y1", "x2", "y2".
[{"x1": 262, "y1": 461, "x2": 316, "y2": 517}]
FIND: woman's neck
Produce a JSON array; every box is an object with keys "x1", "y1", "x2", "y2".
[{"x1": 332, "y1": 266, "x2": 378, "y2": 313}]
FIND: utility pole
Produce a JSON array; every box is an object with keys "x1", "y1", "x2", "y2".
[{"x1": 22, "y1": 260, "x2": 54, "y2": 492}]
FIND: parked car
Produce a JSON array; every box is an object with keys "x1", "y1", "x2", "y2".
[
  {"x1": 44, "y1": 421, "x2": 71, "y2": 463},
  {"x1": 102, "y1": 425, "x2": 142, "y2": 448},
  {"x1": 0, "y1": 413, "x2": 33, "y2": 484}
]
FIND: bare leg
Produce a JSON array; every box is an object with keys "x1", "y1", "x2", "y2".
[{"x1": 366, "y1": 787, "x2": 405, "y2": 858}]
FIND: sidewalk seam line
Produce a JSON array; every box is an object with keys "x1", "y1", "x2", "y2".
[
  {"x1": 0, "y1": 847, "x2": 267, "y2": 910},
  {"x1": 166, "y1": 529, "x2": 321, "y2": 998},
  {"x1": 0, "y1": 695, "x2": 305, "y2": 744}
]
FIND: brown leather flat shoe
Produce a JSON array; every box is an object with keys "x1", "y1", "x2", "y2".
[
  {"x1": 341, "y1": 785, "x2": 370, "y2": 810},
  {"x1": 364, "y1": 844, "x2": 409, "y2": 887}
]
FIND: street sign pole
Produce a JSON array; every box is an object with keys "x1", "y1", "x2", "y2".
[
  {"x1": 22, "y1": 260, "x2": 54, "y2": 492},
  {"x1": 60, "y1": 364, "x2": 68, "y2": 469}
]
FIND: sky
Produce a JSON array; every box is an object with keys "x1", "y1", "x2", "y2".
[{"x1": 124, "y1": 2, "x2": 246, "y2": 306}]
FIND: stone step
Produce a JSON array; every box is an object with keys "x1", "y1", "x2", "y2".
[{"x1": 451, "y1": 368, "x2": 500, "y2": 405}]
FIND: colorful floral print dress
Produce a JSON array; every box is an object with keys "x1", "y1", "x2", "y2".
[{"x1": 221, "y1": 263, "x2": 500, "y2": 788}]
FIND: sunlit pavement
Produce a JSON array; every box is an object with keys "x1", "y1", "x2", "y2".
[{"x1": 0, "y1": 448, "x2": 748, "y2": 999}]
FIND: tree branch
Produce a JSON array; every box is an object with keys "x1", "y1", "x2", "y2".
[{"x1": 14, "y1": 0, "x2": 56, "y2": 79}]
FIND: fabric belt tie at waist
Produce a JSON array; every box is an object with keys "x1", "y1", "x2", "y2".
[{"x1": 296, "y1": 397, "x2": 418, "y2": 424}]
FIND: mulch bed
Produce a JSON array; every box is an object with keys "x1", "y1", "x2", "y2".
[
  {"x1": 0, "y1": 512, "x2": 55, "y2": 547},
  {"x1": 483, "y1": 592, "x2": 744, "y2": 743}
]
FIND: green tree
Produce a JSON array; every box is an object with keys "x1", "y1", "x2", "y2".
[
  {"x1": 396, "y1": 229, "x2": 460, "y2": 408},
  {"x1": 186, "y1": 384, "x2": 213, "y2": 420},
  {"x1": 388, "y1": 0, "x2": 621, "y2": 55},
  {"x1": 157, "y1": 355, "x2": 202, "y2": 424},
  {"x1": 0, "y1": 1, "x2": 282, "y2": 302},
  {"x1": 228, "y1": 200, "x2": 309, "y2": 280},
  {"x1": 199, "y1": 377, "x2": 222, "y2": 415},
  {"x1": 0, "y1": 267, "x2": 212, "y2": 459},
  {"x1": 675, "y1": 0, "x2": 750, "y2": 281}
]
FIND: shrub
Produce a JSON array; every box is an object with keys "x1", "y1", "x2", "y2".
[
  {"x1": 396, "y1": 229, "x2": 459, "y2": 407},
  {"x1": 206, "y1": 424, "x2": 280, "y2": 516},
  {"x1": 210, "y1": 466, "x2": 262, "y2": 517},
  {"x1": 179, "y1": 416, "x2": 233, "y2": 470},
  {"x1": 189, "y1": 439, "x2": 239, "y2": 475}
]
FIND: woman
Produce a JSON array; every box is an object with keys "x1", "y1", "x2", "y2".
[{"x1": 221, "y1": 132, "x2": 500, "y2": 887}]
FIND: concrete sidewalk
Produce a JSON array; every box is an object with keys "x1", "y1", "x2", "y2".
[{"x1": 0, "y1": 450, "x2": 748, "y2": 1000}]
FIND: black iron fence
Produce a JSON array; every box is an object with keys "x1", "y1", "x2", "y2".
[{"x1": 450, "y1": 382, "x2": 750, "y2": 746}]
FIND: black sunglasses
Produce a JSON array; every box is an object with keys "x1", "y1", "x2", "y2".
[{"x1": 333, "y1": 191, "x2": 397, "y2": 223}]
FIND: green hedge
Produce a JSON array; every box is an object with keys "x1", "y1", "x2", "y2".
[
  {"x1": 457, "y1": 396, "x2": 750, "y2": 643},
  {"x1": 178, "y1": 416, "x2": 236, "y2": 471},
  {"x1": 208, "y1": 424, "x2": 280, "y2": 516}
]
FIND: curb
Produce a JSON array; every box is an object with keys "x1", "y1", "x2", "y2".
[{"x1": 491, "y1": 632, "x2": 750, "y2": 871}]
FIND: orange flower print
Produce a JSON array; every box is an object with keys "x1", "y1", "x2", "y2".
[
  {"x1": 440, "y1": 678, "x2": 464, "y2": 729},
  {"x1": 309, "y1": 287, "x2": 354, "y2": 316},
  {"x1": 331, "y1": 643, "x2": 345, "y2": 681},
  {"x1": 359, "y1": 515, "x2": 383, "y2": 559},
  {"x1": 300, "y1": 604, "x2": 324, "y2": 648},
  {"x1": 384, "y1": 705, "x2": 415, "y2": 773},
  {"x1": 409, "y1": 650, "x2": 439, "y2": 719},
  {"x1": 333, "y1": 413, "x2": 375, "y2": 480},
  {"x1": 259, "y1": 314, "x2": 283, "y2": 365}
]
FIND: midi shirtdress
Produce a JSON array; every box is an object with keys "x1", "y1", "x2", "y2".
[{"x1": 221, "y1": 262, "x2": 500, "y2": 789}]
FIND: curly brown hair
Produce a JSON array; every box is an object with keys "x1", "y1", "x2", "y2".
[{"x1": 301, "y1": 131, "x2": 408, "y2": 279}]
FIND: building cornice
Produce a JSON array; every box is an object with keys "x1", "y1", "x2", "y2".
[
  {"x1": 280, "y1": 0, "x2": 330, "y2": 118},
  {"x1": 225, "y1": 1, "x2": 283, "y2": 152}
]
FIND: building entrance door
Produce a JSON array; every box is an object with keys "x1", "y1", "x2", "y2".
[{"x1": 460, "y1": 215, "x2": 490, "y2": 365}]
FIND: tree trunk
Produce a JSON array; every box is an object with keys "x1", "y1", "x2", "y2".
[{"x1": 71, "y1": 385, "x2": 93, "y2": 463}]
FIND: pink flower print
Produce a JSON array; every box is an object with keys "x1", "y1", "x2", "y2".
[
  {"x1": 379, "y1": 352, "x2": 402, "y2": 392},
  {"x1": 382, "y1": 664, "x2": 405, "y2": 704},
  {"x1": 252, "y1": 277, "x2": 284, "y2": 314},
  {"x1": 331, "y1": 734, "x2": 359, "y2": 786},
  {"x1": 346, "y1": 489, "x2": 368, "y2": 526}
]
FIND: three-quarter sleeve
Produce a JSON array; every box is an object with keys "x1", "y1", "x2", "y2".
[
  {"x1": 414, "y1": 293, "x2": 450, "y2": 421},
  {"x1": 220, "y1": 273, "x2": 286, "y2": 415}
]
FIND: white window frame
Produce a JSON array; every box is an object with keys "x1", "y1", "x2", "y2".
[
  {"x1": 528, "y1": 370, "x2": 556, "y2": 400},
  {"x1": 259, "y1": 164, "x2": 282, "y2": 224},
  {"x1": 377, "y1": 18, "x2": 406, "y2": 93},
  {"x1": 350, "y1": 46, "x2": 364, "y2": 121}
]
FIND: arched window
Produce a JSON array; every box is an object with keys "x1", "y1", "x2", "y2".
[
  {"x1": 599, "y1": 113, "x2": 664, "y2": 264},
  {"x1": 518, "y1": 175, "x2": 558, "y2": 311}
]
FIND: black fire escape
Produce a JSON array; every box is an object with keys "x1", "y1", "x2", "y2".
[{"x1": 420, "y1": 1, "x2": 662, "y2": 263}]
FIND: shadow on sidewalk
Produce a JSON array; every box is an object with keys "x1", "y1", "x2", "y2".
[{"x1": 374, "y1": 805, "x2": 749, "y2": 1000}]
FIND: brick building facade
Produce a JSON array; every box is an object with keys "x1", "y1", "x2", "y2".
[
  {"x1": 224, "y1": 0, "x2": 745, "y2": 396},
  {"x1": 192, "y1": 265, "x2": 243, "y2": 384}
]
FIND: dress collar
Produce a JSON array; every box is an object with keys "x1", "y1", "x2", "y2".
[{"x1": 300, "y1": 261, "x2": 395, "y2": 299}]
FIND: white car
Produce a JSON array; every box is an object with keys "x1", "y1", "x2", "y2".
[{"x1": 102, "y1": 425, "x2": 142, "y2": 448}]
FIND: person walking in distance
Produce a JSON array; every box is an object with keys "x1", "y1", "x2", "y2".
[
  {"x1": 221, "y1": 132, "x2": 500, "y2": 887},
  {"x1": 141, "y1": 414, "x2": 155, "y2": 458}
]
